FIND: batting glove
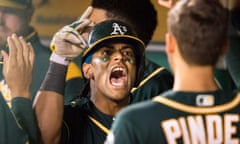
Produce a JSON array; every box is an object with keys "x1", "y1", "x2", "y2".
[{"x1": 50, "y1": 6, "x2": 94, "y2": 65}]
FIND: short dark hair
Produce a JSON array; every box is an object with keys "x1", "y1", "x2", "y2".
[
  {"x1": 91, "y1": 0, "x2": 157, "y2": 45},
  {"x1": 168, "y1": 0, "x2": 228, "y2": 66}
]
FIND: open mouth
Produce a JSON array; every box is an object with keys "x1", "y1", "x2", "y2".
[{"x1": 110, "y1": 66, "x2": 127, "y2": 88}]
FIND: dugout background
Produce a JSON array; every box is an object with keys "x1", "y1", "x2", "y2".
[{"x1": 31, "y1": 0, "x2": 240, "y2": 91}]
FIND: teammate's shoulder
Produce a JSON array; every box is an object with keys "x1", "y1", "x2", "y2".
[{"x1": 119, "y1": 100, "x2": 156, "y2": 117}]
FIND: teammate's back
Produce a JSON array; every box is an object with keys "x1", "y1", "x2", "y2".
[{"x1": 104, "y1": 0, "x2": 240, "y2": 143}]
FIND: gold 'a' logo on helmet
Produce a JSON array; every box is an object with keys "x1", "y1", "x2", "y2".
[{"x1": 111, "y1": 23, "x2": 128, "y2": 35}]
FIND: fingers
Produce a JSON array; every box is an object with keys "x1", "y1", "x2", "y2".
[
  {"x1": 158, "y1": 0, "x2": 176, "y2": 8},
  {"x1": 49, "y1": 6, "x2": 94, "y2": 60},
  {"x1": 7, "y1": 34, "x2": 28, "y2": 68},
  {"x1": 1, "y1": 50, "x2": 9, "y2": 78},
  {"x1": 20, "y1": 36, "x2": 35, "y2": 73},
  {"x1": 79, "y1": 6, "x2": 93, "y2": 21},
  {"x1": 7, "y1": 34, "x2": 35, "y2": 70},
  {"x1": 69, "y1": 6, "x2": 93, "y2": 29},
  {"x1": 75, "y1": 18, "x2": 91, "y2": 31},
  {"x1": 7, "y1": 34, "x2": 18, "y2": 65},
  {"x1": 28, "y1": 42, "x2": 35, "y2": 68},
  {"x1": 20, "y1": 36, "x2": 30, "y2": 66},
  {"x1": 72, "y1": 6, "x2": 94, "y2": 33},
  {"x1": 4, "y1": 34, "x2": 35, "y2": 98},
  {"x1": 1, "y1": 50, "x2": 9, "y2": 60}
]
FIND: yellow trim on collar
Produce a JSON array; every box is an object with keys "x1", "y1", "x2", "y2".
[
  {"x1": 88, "y1": 115, "x2": 110, "y2": 134},
  {"x1": 24, "y1": 31, "x2": 36, "y2": 41},
  {"x1": 153, "y1": 93, "x2": 240, "y2": 114},
  {"x1": 131, "y1": 67, "x2": 165, "y2": 93}
]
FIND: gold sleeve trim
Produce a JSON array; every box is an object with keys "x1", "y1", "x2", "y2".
[{"x1": 88, "y1": 115, "x2": 110, "y2": 134}]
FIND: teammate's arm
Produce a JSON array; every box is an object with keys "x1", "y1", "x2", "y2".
[
  {"x1": 33, "y1": 7, "x2": 93, "y2": 144},
  {"x1": 33, "y1": 89, "x2": 64, "y2": 144},
  {"x1": 1, "y1": 34, "x2": 40, "y2": 144}
]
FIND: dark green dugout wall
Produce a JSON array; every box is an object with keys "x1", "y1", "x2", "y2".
[{"x1": 145, "y1": 48, "x2": 235, "y2": 92}]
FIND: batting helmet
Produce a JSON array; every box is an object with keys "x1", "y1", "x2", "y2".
[{"x1": 81, "y1": 19, "x2": 145, "y2": 86}]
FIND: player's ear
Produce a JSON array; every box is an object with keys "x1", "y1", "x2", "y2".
[
  {"x1": 165, "y1": 33, "x2": 176, "y2": 54},
  {"x1": 82, "y1": 63, "x2": 93, "y2": 79}
]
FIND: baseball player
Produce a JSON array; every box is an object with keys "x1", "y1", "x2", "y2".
[
  {"x1": 46, "y1": 0, "x2": 173, "y2": 105},
  {"x1": 104, "y1": 0, "x2": 240, "y2": 144},
  {"x1": 34, "y1": 1, "x2": 173, "y2": 142},
  {"x1": 0, "y1": 34, "x2": 39, "y2": 144},
  {"x1": 0, "y1": 0, "x2": 51, "y2": 102},
  {"x1": 35, "y1": 20, "x2": 145, "y2": 144}
]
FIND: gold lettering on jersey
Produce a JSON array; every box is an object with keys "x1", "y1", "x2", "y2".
[
  {"x1": 206, "y1": 115, "x2": 222, "y2": 143},
  {"x1": 162, "y1": 119, "x2": 181, "y2": 144},
  {"x1": 179, "y1": 117, "x2": 191, "y2": 143},
  {"x1": 224, "y1": 114, "x2": 239, "y2": 144},
  {"x1": 187, "y1": 116, "x2": 206, "y2": 143},
  {"x1": 161, "y1": 115, "x2": 239, "y2": 144}
]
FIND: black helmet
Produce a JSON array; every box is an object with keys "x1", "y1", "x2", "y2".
[{"x1": 81, "y1": 19, "x2": 145, "y2": 86}]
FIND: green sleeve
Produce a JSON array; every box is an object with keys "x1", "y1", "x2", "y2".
[{"x1": 11, "y1": 97, "x2": 40, "y2": 144}]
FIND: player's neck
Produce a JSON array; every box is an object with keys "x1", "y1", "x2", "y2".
[
  {"x1": 91, "y1": 95, "x2": 129, "y2": 116},
  {"x1": 173, "y1": 65, "x2": 219, "y2": 92}
]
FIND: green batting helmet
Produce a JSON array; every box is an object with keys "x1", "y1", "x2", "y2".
[{"x1": 81, "y1": 19, "x2": 145, "y2": 86}]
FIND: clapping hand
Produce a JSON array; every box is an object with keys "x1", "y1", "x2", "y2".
[{"x1": 1, "y1": 34, "x2": 35, "y2": 99}]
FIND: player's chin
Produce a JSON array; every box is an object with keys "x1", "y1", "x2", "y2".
[{"x1": 108, "y1": 91, "x2": 130, "y2": 102}]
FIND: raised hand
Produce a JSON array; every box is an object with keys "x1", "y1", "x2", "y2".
[
  {"x1": 50, "y1": 6, "x2": 94, "y2": 60},
  {"x1": 1, "y1": 34, "x2": 35, "y2": 99}
]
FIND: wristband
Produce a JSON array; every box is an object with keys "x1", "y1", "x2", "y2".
[
  {"x1": 40, "y1": 62, "x2": 67, "y2": 95},
  {"x1": 50, "y1": 53, "x2": 70, "y2": 66}
]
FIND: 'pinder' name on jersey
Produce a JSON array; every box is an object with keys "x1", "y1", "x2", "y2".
[{"x1": 162, "y1": 114, "x2": 239, "y2": 144}]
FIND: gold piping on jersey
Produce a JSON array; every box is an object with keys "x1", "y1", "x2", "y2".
[
  {"x1": 62, "y1": 120, "x2": 70, "y2": 142},
  {"x1": 24, "y1": 31, "x2": 36, "y2": 41},
  {"x1": 131, "y1": 67, "x2": 165, "y2": 93},
  {"x1": 153, "y1": 93, "x2": 240, "y2": 114},
  {"x1": 10, "y1": 109, "x2": 23, "y2": 130},
  {"x1": 88, "y1": 115, "x2": 110, "y2": 134}
]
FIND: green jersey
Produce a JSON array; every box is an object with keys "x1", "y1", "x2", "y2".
[
  {"x1": 106, "y1": 90, "x2": 240, "y2": 144},
  {"x1": 61, "y1": 97, "x2": 114, "y2": 144},
  {"x1": 0, "y1": 96, "x2": 40, "y2": 144},
  {"x1": 0, "y1": 28, "x2": 51, "y2": 101},
  {"x1": 130, "y1": 59, "x2": 173, "y2": 103},
  {"x1": 0, "y1": 27, "x2": 49, "y2": 144}
]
